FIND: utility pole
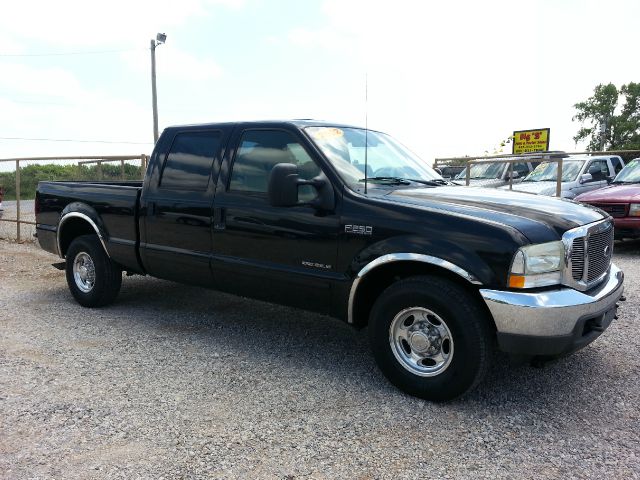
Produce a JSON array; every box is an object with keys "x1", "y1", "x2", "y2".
[
  {"x1": 150, "y1": 33, "x2": 167, "y2": 143},
  {"x1": 599, "y1": 116, "x2": 607, "y2": 151}
]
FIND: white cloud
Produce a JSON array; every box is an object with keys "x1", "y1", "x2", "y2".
[
  {"x1": 0, "y1": 0, "x2": 245, "y2": 47},
  {"x1": 121, "y1": 46, "x2": 223, "y2": 82}
]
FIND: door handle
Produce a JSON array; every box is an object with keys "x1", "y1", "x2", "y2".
[{"x1": 213, "y1": 207, "x2": 225, "y2": 230}]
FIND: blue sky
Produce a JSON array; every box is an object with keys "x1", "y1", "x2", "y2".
[{"x1": 1, "y1": 0, "x2": 639, "y2": 165}]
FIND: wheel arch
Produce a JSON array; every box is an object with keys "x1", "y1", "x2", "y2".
[
  {"x1": 348, "y1": 254, "x2": 493, "y2": 328},
  {"x1": 57, "y1": 209, "x2": 109, "y2": 259}
]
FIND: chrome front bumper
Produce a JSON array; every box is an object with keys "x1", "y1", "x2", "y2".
[{"x1": 480, "y1": 264, "x2": 624, "y2": 355}]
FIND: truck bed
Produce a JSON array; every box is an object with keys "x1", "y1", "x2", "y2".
[{"x1": 36, "y1": 181, "x2": 143, "y2": 272}]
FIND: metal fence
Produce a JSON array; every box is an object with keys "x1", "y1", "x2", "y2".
[
  {"x1": 0, "y1": 155, "x2": 149, "y2": 242},
  {"x1": 435, "y1": 150, "x2": 640, "y2": 197}
]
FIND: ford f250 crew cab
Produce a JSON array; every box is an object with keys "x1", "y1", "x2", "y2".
[{"x1": 35, "y1": 121, "x2": 625, "y2": 401}]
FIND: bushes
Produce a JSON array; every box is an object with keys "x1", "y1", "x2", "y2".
[{"x1": 0, "y1": 163, "x2": 143, "y2": 200}]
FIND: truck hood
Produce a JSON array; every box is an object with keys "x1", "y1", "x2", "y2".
[
  {"x1": 384, "y1": 185, "x2": 605, "y2": 242},
  {"x1": 575, "y1": 184, "x2": 640, "y2": 203}
]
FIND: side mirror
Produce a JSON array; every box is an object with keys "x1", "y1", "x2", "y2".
[
  {"x1": 606, "y1": 175, "x2": 614, "y2": 184},
  {"x1": 580, "y1": 173, "x2": 593, "y2": 184},
  {"x1": 267, "y1": 163, "x2": 335, "y2": 211}
]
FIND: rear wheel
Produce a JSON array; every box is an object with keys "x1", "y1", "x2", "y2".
[
  {"x1": 65, "y1": 234, "x2": 122, "y2": 307},
  {"x1": 368, "y1": 275, "x2": 493, "y2": 401}
]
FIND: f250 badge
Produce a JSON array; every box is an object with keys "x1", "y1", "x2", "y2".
[{"x1": 345, "y1": 224, "x2": 373, "y2": 236}]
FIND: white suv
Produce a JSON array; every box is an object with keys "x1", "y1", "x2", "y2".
[{"x1": 498, "y1": 155, "x2": 625, "y2": 199}]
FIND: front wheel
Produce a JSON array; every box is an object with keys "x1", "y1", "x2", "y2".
[
  {"x1": 65, "y1": 234, "x2": 122, "y2": 307},
  {"x1": 368, "y1": 275, "x2": 493, "y2": 401}
]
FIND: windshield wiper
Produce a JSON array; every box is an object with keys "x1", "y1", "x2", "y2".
[
  {"x1": 407, "y1": 178, "x2": 452, "y2": 186},
  {"x1": 359, "y1": 176, "x2": 412, "y2": 185},
  {"x1": 359, "y1": 176, "x2": 452, "y2": 187},
  {"x1": 612, "y1": 180, "x2": 640, "y2": 184}
]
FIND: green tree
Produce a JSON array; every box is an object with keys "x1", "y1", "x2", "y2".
[{"x1": 573, "y1": 82, "x2": 640, "y2": 151}]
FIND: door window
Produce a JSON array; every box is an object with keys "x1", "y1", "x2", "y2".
[
  {"x1": 160, "y1": 131, "x2": 222, "y2": 191},
  {"x1": 513, "y1": 162, "x2": 531, "y2": 176},
  {"x1": 586, "y1": 160, "x2": 608, "y2": 182},
  {"x1": 229, "y1": 130, "x2": 321, "y2": 200},
  {"x1": 610, "y1": 157, "x2": 623, "y2": 174}
]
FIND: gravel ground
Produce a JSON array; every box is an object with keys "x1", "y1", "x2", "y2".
[
  {"x1": 0, "y1": 200, "x2": 36, "y2": 241},
  {"x1": 1, "y1": 240, "x2": 639, "y2": 479}
]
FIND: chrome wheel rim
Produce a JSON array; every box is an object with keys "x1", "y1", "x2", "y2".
[
  {"x1": 389, "y1": 307, "x2": 454, "y2": 377},
  {"x1": 73, "y1": 252, "x2": 96, "y2": 293}
]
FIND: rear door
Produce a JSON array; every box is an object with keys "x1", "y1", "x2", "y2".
[
  {"x1": 210, "y1": 125, "x2": 341, "y2": 313},
  {"x1": 141, "y1": 127, "x2": 230, "y2": 285}
]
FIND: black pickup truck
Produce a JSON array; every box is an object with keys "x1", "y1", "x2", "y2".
[{"x1": 36, "y1": 120, "x2": 625, "y2": 401}]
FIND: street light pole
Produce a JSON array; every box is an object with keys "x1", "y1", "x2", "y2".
[{"x1": 150, "y1": 33, "x2": 166, "y2": 143}]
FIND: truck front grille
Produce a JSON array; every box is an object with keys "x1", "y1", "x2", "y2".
[
  {"x1": 590, "y1": 203, "x2": 627, "y2": 218},
  {"x1": 568, "y1": 221, "x2": 614, "y2": 287},
  {"x1": 571, "y1": 238, "x2": 585, "y2": 280},
  {"x1": 587, "y1": 224, "x2": 614, "y2": 282}
]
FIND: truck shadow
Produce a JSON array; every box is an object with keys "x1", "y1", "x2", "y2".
[{"x1": 47, "y1": 274, "x2": 629, "y2": 413}]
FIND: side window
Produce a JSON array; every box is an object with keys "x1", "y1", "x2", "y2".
[
  {"x1": 160, "y1": 131, "x2": 222, "y2": 191},
  {"x1": 229, "y1": 130, "x2": 321, "y2": 200},
  {"x1": 513, "y1": 162, "x2": 530, "y2": 176},
  {"x1": 611, "y1": 157, "x2": 623, "y2": 174},
  {"x1": 587, "y1": 160, "x2": 608, "y2": 181}
]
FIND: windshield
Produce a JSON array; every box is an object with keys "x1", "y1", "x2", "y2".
[
  {"x1": 613, "y1": 158, "x2": 640, "y2": 183},
  {"x1": 454, "y1": 162, "x2": 506, "y2": 180},
  {"x1": 522, "y1": 160, "x2": 584, "y2": 182},
  {"x1": 305, "y1": 126, "x2": 442, "y2": 186}
]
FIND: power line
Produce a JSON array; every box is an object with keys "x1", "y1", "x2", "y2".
[
  {"x1": 0, "y1": 136, "x2": 153, "y2": 145},
  {"x1": 0, "y1": 48, "x2": 144, "y2": 57}
]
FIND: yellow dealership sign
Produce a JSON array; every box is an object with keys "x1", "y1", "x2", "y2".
[{"x1": 512, "y1": 128, "x2": 550, "y2": 154}]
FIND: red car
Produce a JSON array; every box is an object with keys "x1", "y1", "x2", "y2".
[{"x1": 575, "y1": 158, "x2": 640, "y2": 239}]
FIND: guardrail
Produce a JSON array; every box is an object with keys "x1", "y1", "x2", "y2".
[{"x1": 0, "y1": 155, "x2": 149, "y2": 242}]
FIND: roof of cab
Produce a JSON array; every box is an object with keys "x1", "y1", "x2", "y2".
[{"x1": 164, "y1": 119, "x2": 364, "y2": 131}]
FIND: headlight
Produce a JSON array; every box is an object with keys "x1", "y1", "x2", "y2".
[
  {"x1": 508, "y1": 241, "x2": 564, "y2": 288},
  {"x1": 630, "y1": 204, "x2": 640, "y2": 217}
]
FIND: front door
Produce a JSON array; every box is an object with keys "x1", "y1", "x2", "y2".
[{"x1": 211, "y1": 126, "x2": 341, "y2": 313}]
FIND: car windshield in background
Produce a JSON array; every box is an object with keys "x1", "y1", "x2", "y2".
[
  {"x1": 522, "y1": 160, "x2": 584, "y2": 182},
  {"x1": 455, "y1": 162, "x2": 505, "y2": 180},
  {"x1": 613, "y1": 158, "x2": 640, "y2": 183},
  {"x1": 305, "y1": 127, "x2": 442, "y2": 186}
]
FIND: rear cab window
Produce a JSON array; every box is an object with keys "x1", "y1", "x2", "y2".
[{"x1": 160, "y1": 131, "x2": 223, "y2": 191}]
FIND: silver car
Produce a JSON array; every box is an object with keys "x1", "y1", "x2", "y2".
[
  {"x1": 500, "y1": 155, "x2": 625, "y2": 199},
  {"x1": 454, "y1": 161, "x2": 537, "y2": 188}
]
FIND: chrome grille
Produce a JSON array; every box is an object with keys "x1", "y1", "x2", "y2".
[
  {"x1": 587, "y1": 224, "x2": 614, "y2": 282},
  {"x1": 590, "y1": 203, "x2": 627, "y2": 218},
  {"x1": 563, "y1": 219, "x2": 614, "y2": 291},
  {"x1": 571, "y1": 238, "x2": 585, "y2": 280}
]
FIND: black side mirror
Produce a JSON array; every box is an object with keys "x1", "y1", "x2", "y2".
[
  {"x1": 268, "y1": 163, "x2": 335, "y2": 211},
  {"x1": 606, "y1": 175, "x2": 614, "y2": 184}
]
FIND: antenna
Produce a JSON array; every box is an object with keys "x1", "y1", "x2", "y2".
[{"x1": 364, "y1": 72, "x2": 368, "y2": 194}]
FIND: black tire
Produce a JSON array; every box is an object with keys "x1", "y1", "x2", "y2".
[
  {"x1": 368, "y1": 275, "x2": 493, "y2": 401},
  {"x1": 65, "y1": 234, "x2": 122, "y2": 307}
]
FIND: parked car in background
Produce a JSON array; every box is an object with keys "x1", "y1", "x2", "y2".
[
  {"x1": 575, "y1": 158, "x2": 640, "y2": 239},
  {"x1": 501, "y1": 155, "x2": 625, "y2": 199},
  {"x1": 454, "y1": 160, "x2": 537, "y2": 188},
  {"x1": 434, "y1": 165, "x2": 465, "y2": 180}
]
